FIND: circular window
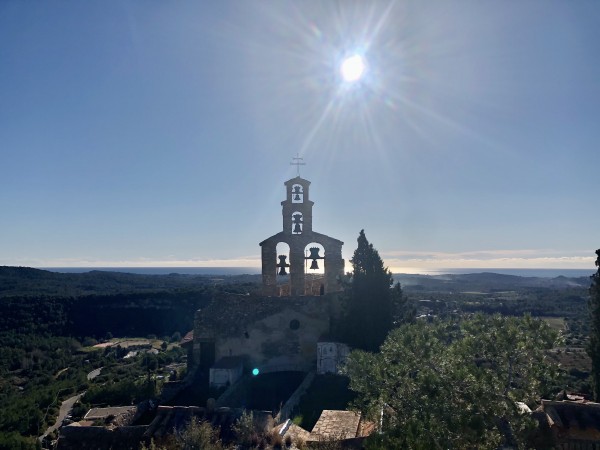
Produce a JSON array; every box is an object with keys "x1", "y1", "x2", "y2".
[{"x1": 289, "y1": 319, "x2": 300, "y2": 330}]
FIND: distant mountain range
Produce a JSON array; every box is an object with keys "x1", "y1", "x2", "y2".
[
  {"x1": 0, "y1": 266, "x2": 260, "y2": 298},
  {"x1": 0, "y1": 266, "x2": 591, "y2": 298},
  {"x1": 394, "y1": 272, "x2": 590, "y2": 292}
]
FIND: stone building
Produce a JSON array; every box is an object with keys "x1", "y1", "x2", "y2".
[{"x1": 188, "y1": 174, "x2": 344, "y2": 375}]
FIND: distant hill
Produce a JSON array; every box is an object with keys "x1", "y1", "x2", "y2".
[
  {"x1": 0, "y1": 266, "x2": 261, "y2": 298},
  {"x1": 394, "y1": 272, "x2": 590, "y2": 292}
]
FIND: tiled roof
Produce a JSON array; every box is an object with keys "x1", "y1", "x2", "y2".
[
  {"x1": 196, "y1": 293, "x2": 331, "y2": 338},
  {"x1": 309, "y1": 410, "x2": 361, "y2": 441},
  {"x1": 84, "y1": 406, "x2": 136, "y2": 421},
  {"x1": 180, "y1": 330, "x2": 194, "y2": 346}
]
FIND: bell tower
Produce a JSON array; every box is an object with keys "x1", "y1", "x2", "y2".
[
  {"x1": 259, "y1": 159, "x2": 344, "y2": 297},
  {"x1": 282, "y1": 178, "x2": 314, "y2": 235}
]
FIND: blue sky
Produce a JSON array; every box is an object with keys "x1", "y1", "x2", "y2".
[{"x1": 1, "y1": 1, "x2": 599, "y2": 272}]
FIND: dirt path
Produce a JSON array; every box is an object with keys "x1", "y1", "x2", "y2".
[
  {"x1": 39, "y1": 392, "x2": 82, "y2": 441},
  {"x1": 39, "y1": 367, "x2": 102, "y2": 442},
  {"x1": 87, "y1": 367, "x2": 102, "y2": 380}
]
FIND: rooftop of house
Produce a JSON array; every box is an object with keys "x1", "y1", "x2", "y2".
[
  {"x1": 84, "y1": 406, "x2": 137, "y2": 423},
  {"x1": 180, "y1": 330, "x2": 194, "y2": 346},
  {"x1": 274, "y1": 421, "x2": 311, "y2": 442},
  {"x1": 309, "y1": 410, "x2": 362, "y2": 441},
  {"x1": 537, "y1": 399, "x2": 600, "y2": 442}
]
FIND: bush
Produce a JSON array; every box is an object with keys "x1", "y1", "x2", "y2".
[
  {"x1": 232, "y1": 410, "x2": 255, "y2": 446},
  {"x1": 176, "y1": 417, "x2": 225, "y2": 450}
]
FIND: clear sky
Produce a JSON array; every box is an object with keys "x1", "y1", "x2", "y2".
[{"x1": 1, "y1": 1, "x2": 599, "y2": 272}]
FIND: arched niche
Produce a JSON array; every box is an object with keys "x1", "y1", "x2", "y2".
[
  {"x1": 304, "y1": 242, "x2": 325, "y2": 295},
  {"x1": 275, "y1": 242, "x2": 291, "y2": 296}
]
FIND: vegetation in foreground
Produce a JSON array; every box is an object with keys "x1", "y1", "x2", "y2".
[{"x1": 346, "y1": 314, "x2": 559, "y2": 449}]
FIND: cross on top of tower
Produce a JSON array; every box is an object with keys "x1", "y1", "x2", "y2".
[{"x1": 290, "y1": 153, "x2": 306, "y2": 177}]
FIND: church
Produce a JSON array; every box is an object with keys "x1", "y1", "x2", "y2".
[{"x1": 186, "y1": 168, "x2": 346, "y2": 379}]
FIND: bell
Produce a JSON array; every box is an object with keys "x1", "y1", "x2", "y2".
[
  {"x1": 277, "y1": 255, "x2": 289, "y2": 276},
  {"x1": 310, "y1": 259, "x2": 319, "y2": 270},
  {"x1": 293, "y1": 223, "x2": 302, "y2": 233},
  {"x1": 294, "y1": 193, "x2": 301, "y2": 201}
]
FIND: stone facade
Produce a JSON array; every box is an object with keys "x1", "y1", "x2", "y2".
[
  {"x1": 260, "y1": 176, "x2": 344, "y2": 296},
  {"x1": 191, "y1": 293, "x2": 337, "y2": 374}
]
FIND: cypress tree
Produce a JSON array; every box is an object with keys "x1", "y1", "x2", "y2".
[
  {"x1": 343, "y1": 230, "x2": 394, "y2": 351},
  {"x1": 588, "y1": 249, "x2": 600, "y2": 400}
]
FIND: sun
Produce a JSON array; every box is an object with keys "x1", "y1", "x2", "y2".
[{"x1": 340, "y1": 54, "x2": 366, "y2": 83}]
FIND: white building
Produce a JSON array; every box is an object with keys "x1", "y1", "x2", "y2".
[{"x1": 317, "y1": 342, "x2": 350, "y2": 375}]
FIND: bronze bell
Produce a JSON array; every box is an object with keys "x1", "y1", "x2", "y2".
[
  {"x1": 310, "y1": 259, "x2": 319, "y2": 270},
  {"x1": 293, "y1": 223, "x2": 302, "y2": 233},
  {"x1": 294, "y1": 193, "x2": 301, "y2": 201},
  {"x1": 278, "y1": 266, "x2": 288, "y2": 276}
]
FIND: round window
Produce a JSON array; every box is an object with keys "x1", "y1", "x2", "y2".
[{"x1": 289, "y1": 319, "x2": 300, "y2": 330}]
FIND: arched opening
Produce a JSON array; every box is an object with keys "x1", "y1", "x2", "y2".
[
  {"x1": 304, "y1": 242, "x2": 325, "y2": 295},
  {"x1": 291, "y1": 212, "x2": 303, "y2": 234},
  {"x1": 291, "y1": 184, "x2": 304, "y2": 203},
  {"x1": 276, "y1": 242, "x2": 291, "y2": 296}
]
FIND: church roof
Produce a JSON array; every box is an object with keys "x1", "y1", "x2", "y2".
[
  {"x1": 259, "y1": 230, "x2": 343, "y2": 247},
  {"x1": 284, "y1": 176, "x2": 310, "y2": 186},
  {"x1": 195, "y1": 293, "x2": 332, "y2": 338}
]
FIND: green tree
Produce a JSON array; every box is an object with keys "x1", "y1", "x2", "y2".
[
  {"x1": 345, "y1": 314, "x2": 559, "y2": 449},
  {"x1": 588, "y1": 249, "x2": 600, "y2": 400},
  {"x1": 342, "y1": 230, "x2": 397, "y2": 351}
]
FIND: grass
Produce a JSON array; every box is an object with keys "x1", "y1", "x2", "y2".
[{"x1": 541, "y1": 316, "x2": 566, "y2": 331}]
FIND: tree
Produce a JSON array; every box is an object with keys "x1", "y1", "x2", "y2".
[
  {"x1": 342, "y1": 230, "x2": 399, "y2": 351},
  {"x1": 588, "y1": 249, "x2": 600, "y2": 400},
  {"x1": 345, "y1": 314, "x2": 559, "y2": 449}
]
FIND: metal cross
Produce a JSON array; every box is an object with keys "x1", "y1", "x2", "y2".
[{"x1": 290, "y1": 153, "x2": 306, "y2": 176}]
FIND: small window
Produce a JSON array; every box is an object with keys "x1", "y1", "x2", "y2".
[{"x1": 289, "y1": 319, "x2": 300, "y2": 330}]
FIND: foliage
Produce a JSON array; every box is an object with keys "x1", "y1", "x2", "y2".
[
  {"x1": 176, "y1": 417, "x2": 226, "y2": 450},
  {"x1": 83, "y1": 378, "x2": 156, "y2": 406},
  {"x1": 232, "y1": 410, "x2": 255, "y2": 447},
  {"x1": 0, "y1": 431, "x2": 39, "y2": 450},
  {"x1": 345, "y1": 314, "x2": 559, "y2": 449},
  {"x1": 588, "y1": 249, "x2": 600, "y2": 400},
  {"x1": 342, "y1": 230, "x2": 413, "y2": 351},
  {"x1": 0, "y1": 334, "x2": 88, "y2": 439}
]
